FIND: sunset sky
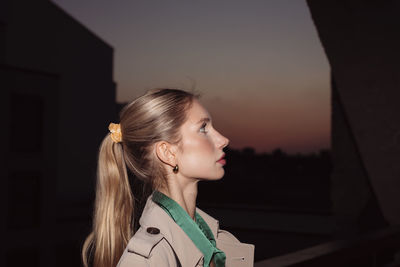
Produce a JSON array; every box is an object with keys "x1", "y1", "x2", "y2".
[{"x1": 52, "y1": 0, "x2": 330, "y2": 154}]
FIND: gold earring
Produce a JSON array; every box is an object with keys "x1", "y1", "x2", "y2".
[{"x1": 173, "y1": 164, "x2": 179, "y2": 173}]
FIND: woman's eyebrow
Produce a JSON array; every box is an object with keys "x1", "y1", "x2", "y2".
[{"x1": 197, "y1": 117, "x2": 211, "y2": 124}]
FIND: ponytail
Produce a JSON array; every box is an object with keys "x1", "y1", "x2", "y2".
[
  {"x1": 82, "y1": 134, "x2": 134, "y2": 267},
  {"x1": 82, "y1": 88, "x2": 198, "y2": 267}
]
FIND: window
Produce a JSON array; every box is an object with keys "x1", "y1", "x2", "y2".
[
  {"x1": 8, "y1": 171, "x2": 41, "y2": 229},
  {"x1": 9, "y1": 93, "x2": 44, "y2": 153}
]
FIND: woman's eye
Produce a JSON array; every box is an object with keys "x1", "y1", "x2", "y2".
[{"x1": 200, "y1": 123, "x2": 208, "y2": 133}]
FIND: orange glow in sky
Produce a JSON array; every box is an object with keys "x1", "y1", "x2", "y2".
[{"x1": 52, "y1": 0, "x2": 330, "y2": 153}]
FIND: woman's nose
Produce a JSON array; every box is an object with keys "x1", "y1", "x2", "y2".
[
  {"x1": 222, "y1": 136, "x2": 229, "y2": 149},
  {"x1": 216, "y1": 130, "x2": 229, "y2": 149}
]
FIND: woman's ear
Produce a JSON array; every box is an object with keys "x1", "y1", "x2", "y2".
[{"x1": 155, "y1": 141, "x2": 177, "y2": 167}]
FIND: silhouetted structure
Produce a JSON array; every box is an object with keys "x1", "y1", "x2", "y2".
[
  {"x1": 307, "y1": 0, "x2": 399, "y2": 235},
  {"x1": 1, "y1": 0, "x2": 117, "y2": 266}
]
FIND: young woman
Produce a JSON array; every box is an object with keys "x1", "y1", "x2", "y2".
[{"x1": 82, "y1": 88, "x2": 255, "y2": 267}]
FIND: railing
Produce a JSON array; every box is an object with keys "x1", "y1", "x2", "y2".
[{"x1": 255, "y1": 227, "x2": 400, "y2": 267}]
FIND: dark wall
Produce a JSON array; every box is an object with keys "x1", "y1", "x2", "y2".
[{"x1": 307, "y1": 0, "x2": 400, "y2": 227}]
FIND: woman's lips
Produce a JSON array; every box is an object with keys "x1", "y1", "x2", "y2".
[
  {"x1": 217, "y1": 154, "x2": 226, "y2": 165},
  {"x1": 217, "y1": 159, "x2": 226, "y2": 165}
]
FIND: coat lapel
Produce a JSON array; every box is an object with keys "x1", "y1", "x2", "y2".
[
  {"x1": 139, "y1": 195, "x2": 204, "y2": 266},
  {"x1": 196, "y1": 207, "x2": 220, "y2": 239}
]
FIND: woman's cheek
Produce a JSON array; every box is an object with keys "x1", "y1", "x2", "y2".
[
  {"x1": 183, "y1": 149, "x2": 208, "y2": 171},
  {"x1": 181, "y1": 146, "x2": 213, "y2": 175}
]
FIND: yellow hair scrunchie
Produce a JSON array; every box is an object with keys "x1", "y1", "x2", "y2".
[{"x1": 108, "y1": 123, "x2": 122, "y2": 143}]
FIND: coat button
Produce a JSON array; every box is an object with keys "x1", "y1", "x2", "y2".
[{"x1": 146, "y1": 227, "x2": 160, "y2": 235}]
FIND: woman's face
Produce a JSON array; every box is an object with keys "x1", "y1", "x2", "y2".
[{"x1": 176, "y1": 99, "x2": 229, "y2": 181}]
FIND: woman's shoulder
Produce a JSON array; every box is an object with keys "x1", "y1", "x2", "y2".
[
  {"x1": 216, "y1": 228, "x2": 241, "y2": 243},
  {"x1": 117, "y1": 226, "x2": 178, "y2": 267},
  {"x1": 216, "y1": 228, "x2": 255, "y2": 266}
]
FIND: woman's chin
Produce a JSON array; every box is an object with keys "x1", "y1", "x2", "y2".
[
  {"x1": 213, "y1": 171, "x2": 225, "y2": 180},
  {"x1": 199, "y1": 173, "x2": 225, "y2": 181}
]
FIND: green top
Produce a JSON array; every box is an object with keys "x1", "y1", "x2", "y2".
[{"x1": 152, "y1": 190, "x2": 226, "y2": 267}]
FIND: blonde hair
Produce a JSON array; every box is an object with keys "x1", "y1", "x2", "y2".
[{"x1": 82, "y1": 88, "x2": 198, "y2": 267}]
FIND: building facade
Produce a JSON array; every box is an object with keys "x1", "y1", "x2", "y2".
[{"x1": 1, "y1": 0, "x2": 117, "y2": 266}]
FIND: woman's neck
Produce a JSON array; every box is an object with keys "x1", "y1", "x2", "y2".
[{"x1": 158, "y1": 178, "x2": 199, "y2": 220}]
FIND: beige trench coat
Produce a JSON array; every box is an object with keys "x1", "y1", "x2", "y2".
[{"x1": 117, "y1": 194, "x2": 255, "y2": 267}]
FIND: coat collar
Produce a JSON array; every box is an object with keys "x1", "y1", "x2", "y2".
[{"x1": 139, "y1": 193, "x2": 220, "y2": 267}]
